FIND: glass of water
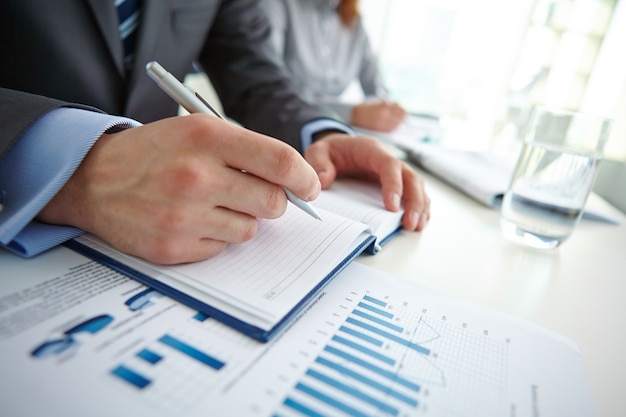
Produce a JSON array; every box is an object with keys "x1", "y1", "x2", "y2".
[{"x1": 500, "y1": 106, "x2": 613, "y2": 249}]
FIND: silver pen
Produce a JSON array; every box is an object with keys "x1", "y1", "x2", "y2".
[{"x1": 146, "y1": 61, "x2": 322, "y2": 221}]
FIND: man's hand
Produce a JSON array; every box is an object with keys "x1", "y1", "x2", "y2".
[
  {"x1": 38, "y1": 114, "x2": 321, "y2": 264},
  {"x1": 304, "y1": 133, "x2": 430, "y2": 232},
  {"x1": 351, "y1": 101, "x2": 407, "y2": 132}
]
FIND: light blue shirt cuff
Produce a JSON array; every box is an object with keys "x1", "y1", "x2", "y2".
[
  {"x1": 300, "y1": 118, "x2": 355, "y2": 151},
  {"x1": 0, "y1": 107, "x2": 141, "y2": 257}
]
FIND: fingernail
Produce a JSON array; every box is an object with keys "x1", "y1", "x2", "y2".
[
  {"x1": 392, "y1": 193, "x2": 401, "y2": 210},
  {"x1": 411, "y1": 211, "x2": 420, "y2": 226}
]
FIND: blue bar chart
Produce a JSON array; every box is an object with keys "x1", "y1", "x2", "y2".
[
  {"x1": 112, "y1": 365, "x2": 152, "y2": 389},
  {"x1": 270, "y1": 290, "x2": 509, "y2": 417},
  {"x1": 158, "y1": 334, "x2": 225, "y2": 370},
  {"x1": 278, "y1": 294, "x2": 426, "y2": 416},
  {"x1": 110, "y1": 329, "x2": 230, "y2": 414}
]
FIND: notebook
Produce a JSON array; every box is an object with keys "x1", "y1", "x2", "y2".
[{"x1": 66, "y1": 179, "x2": 404, "y2": 342}]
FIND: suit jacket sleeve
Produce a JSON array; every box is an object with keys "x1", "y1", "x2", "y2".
[
  {"x1": 198, "y1": 0, "x2": 338, "y2": 152},
  {"x1": 0, "y1": 88, "x2": 67, "y2": 160}
]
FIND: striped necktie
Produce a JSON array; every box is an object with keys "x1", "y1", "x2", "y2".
[{"x1": 115, "y1": 0, "x2": 142, "y2": 73}]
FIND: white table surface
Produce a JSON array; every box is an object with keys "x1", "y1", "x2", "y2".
[{"x1": 357, "y1": 168, "x2": 626, "y2": 417}]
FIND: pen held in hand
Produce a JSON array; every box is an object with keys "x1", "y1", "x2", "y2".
[{"x1": 145, "y1": 61, "x2": 322, "y2": 221}]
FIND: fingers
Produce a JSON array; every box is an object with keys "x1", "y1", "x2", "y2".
[
  {"x1": 387, "y1": 102, "x2": 407, "y2": 118},
  {"x1": 306, "y1": 134, "x2": 430, "y2": 232},
  {"x1": 133, "y1": 236, "x2": 230, "y2": 266},
  {"x1": 380, "y1": 102, "x2": 407, "y2": 131},
  {"x1": 199, "y1": 166, "x2": 290, "y2": 219},
  {"x1": 372, "y1": 150, "x2": 404, "y2": 212},
  {"x1": 372, "y1": 150, "x2": 430, "y2": 231},
  {"x1": 205, "y1": 116, "x2": 321, "y2": 202},
  {"x1": 350, "y1": 101, "x2": 406, "y2": 132},
  {"x1": 119, "y1": 212, "x2": 253, "y2": 265},
  {"x1": 303, "y1": 139, "x2": 338, "y2": 189},
  {"x1": 131, "y1": 196, "x2": 267, "y2": 265},
  {"x1": 398, "y1": 166, "x2": 430, "y2": 231}
]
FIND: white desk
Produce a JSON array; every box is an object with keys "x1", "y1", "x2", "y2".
[{"x1": 357, "y1": 169, "x2": 626, "y2": 417}]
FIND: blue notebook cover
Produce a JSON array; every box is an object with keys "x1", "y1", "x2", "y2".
[{"x1": 65, "y1": 235, "x2": 376, "y2": 343}]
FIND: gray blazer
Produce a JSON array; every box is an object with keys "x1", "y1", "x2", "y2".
[{"x1": 0, "y1": 0, "x2": 337, "y2": 159}]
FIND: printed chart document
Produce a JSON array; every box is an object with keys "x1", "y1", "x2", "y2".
[
  {"x1": 0, "y1": 247, "x2": 273, "y2": 417},
  {"x1": 0, "y1": 247, "x2": 593, "y2": 417},
  {"x1": 67, "y1": 180, "x2": 403, "y2": 342}
]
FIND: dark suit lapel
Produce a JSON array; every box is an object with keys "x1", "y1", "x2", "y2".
[
  {"x1": 128, "y1": 0, "x2": 171, "y2": 86},
  {"x1": 85, "y1": 0, "x2": 125, "y2": 77},
  {"x1": 85, "y1": 0, "x2": 173, "y2": 114}
]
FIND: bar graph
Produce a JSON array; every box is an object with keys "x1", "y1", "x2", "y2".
[
  {"x1": 111, "y1": 365, "x2": 152, "y2": 389},
  {"x1": 136, "y1": 348, "x2": 163, "y2": 365},
  {"x1": 269, "y1": 291, "x2": 509, "y2": 417},
  {"x1": 110, "y1": 330, "x2": 230, "y2": 414},
  {"x1": 158, "y1": 334, "x2": 226, "y2": 370}
]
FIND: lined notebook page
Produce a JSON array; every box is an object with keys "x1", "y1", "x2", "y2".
[
  {"x1": 162, "y1": 205, "x2": 369, "y2": 316},
  {"x1": 77, "y1": 204, "x2": 371, "y2": 325},
  {"x1": 313, "y1": 179, "x2": 404, "y2": 242}
]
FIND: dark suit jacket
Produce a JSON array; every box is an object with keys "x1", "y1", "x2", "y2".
[{"x1": 0, "y1": 0, "x2": 335, "y2": 159}]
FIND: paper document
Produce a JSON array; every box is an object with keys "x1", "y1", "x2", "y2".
[
  {"x1": 216, "y1": 263, "x2": 593, "y2": 417},
  {"x1": 0, "y1": 247, "x2": 594, "y2": 417},
  {"x1": 0, "y1": 247, "x2": 272, "y2": 416},
  {"x1": 403, "y1": 143, "x2": 623, "y2": 224}
]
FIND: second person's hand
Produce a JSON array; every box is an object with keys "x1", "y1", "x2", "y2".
[
  {"x1": 351, "y1": 101, "x2": 407, "y2": 132},
  {"x1": 304, "y1": 133, "x2": 430, "y2": 232}
]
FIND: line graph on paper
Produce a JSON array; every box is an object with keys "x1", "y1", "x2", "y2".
[{"x1": 273, "y1": 291, "x2": 510, "y2": 417}]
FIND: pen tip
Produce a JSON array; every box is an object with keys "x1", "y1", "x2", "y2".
[{"x1": 309, "y1": 207, "x2": 323, "y2": 221}]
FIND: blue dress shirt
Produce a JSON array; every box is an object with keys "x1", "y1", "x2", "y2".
[{"x1": 0, "y1": 107, "x2": 140, "y2": 256}]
